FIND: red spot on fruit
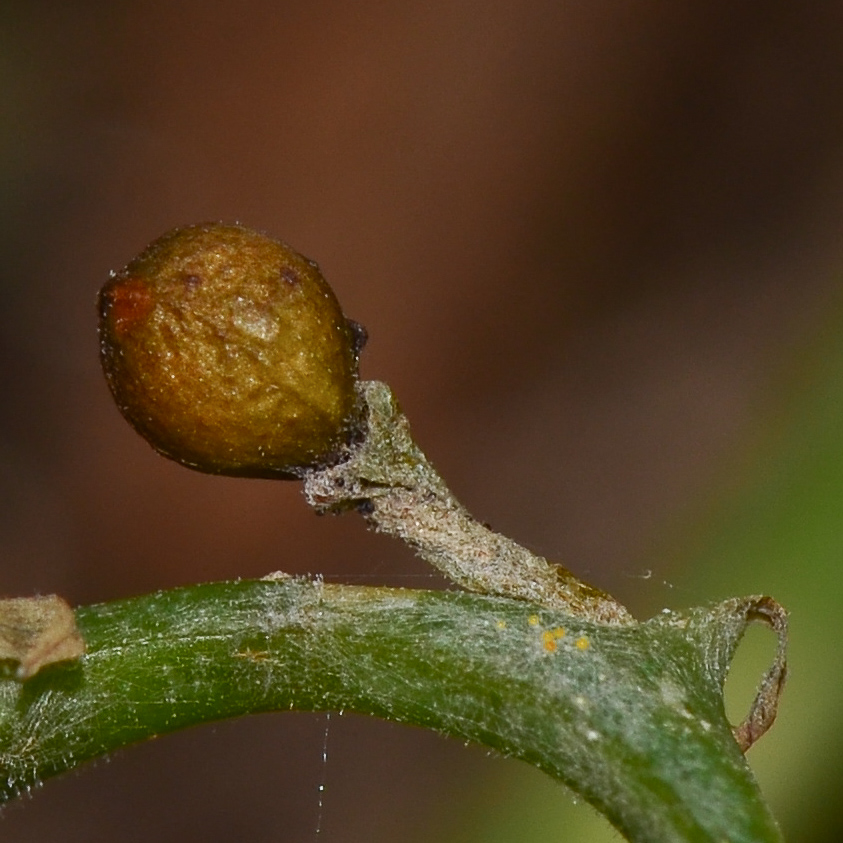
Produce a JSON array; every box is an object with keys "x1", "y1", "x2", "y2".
[{"x1": 103, "y1": 277, "x2": 154, "y2": 334}]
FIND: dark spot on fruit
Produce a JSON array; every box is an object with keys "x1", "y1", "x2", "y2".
[
  {"x1": 183, "y1": 274, "x2": 203, "y2": 290},
  {"x1": 347, "y1": 320, "x2": 368, "y2": 356},
  {"x1": 281, "y1": 266, "x2": 300, "y2": 286},
  {"x1": 356, "y1": 499, "x2": 375, "y2": 515}
]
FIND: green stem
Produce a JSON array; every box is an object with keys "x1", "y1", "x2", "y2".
[{"x1": 0, "y1": 579, "x2": 782, "y2": 843}]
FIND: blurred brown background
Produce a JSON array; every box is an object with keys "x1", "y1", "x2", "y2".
[{"x1": 1, "y1": 2, "x2": 841, "y2": 841}]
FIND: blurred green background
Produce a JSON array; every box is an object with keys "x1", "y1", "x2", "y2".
[{"x1": 1, "y1": 2, "x2": 841, "y2": 840}]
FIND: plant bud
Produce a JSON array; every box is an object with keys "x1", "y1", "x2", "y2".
[{"x1": 98, "y1": 223, "x2": 363, "y2": 479}]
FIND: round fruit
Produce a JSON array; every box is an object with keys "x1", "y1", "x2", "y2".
[{"x1": 98, "y1": 222, "x2": 363, "y2": 478}]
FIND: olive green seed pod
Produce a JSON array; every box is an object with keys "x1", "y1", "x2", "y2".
[{"x1": 98, "y1": 222, "x2": 364, "y2": 479}]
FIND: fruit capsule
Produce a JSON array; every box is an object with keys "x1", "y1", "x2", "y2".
[{"x1": 98, "y1": 222, "x2": 363, "y2": 479}]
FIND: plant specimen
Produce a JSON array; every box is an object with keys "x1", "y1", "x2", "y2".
[{"x1": 0, "y1": 224, "x2": 788, "y2": 843}]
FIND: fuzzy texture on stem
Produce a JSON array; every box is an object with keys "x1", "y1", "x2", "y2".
[
  {"x1": 0, "y1": 580, "x2": 784, "y2": 843},
  {"x1": 305, "y1": 381, "x2": 636, "y2": 625}
]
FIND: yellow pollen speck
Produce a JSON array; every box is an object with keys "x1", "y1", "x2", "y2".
[
  {"x1": 575, "y1": 636, "x2": 590, "y2": 651},
  {"x1": 528, "y1": 615, "x2": 539, "y2": 626},
  {"x1": 496, "y1": 619, "x2": 507, "y2": 629},
  {"x1": 234, "y1": 648, "x2": 270, "y2": 662},
  {"x1": 541, "y1": 631, "x2": 557, "y2": 652},
  {"x1": 552, "y1": 627, "x2": 565, "y2": 639}
]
